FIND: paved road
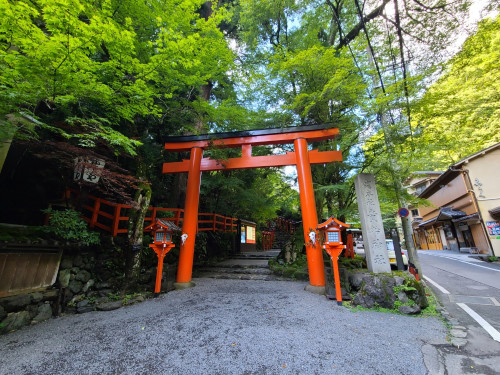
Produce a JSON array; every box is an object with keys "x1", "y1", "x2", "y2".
[
  {"x1": 1, "y1": 278, "x2": 447, "y2": 375},
  {"x1": 419, "y1": 250, "x2": 500, "y2": 374}
]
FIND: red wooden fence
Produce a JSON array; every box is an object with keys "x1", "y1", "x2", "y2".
[{"x1": 57, "y1": 189, "x2": 238, "y2": 236}]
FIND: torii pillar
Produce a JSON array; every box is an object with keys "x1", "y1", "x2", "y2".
[
  {"x1": 163, "y1": 125, "x2": 342, "y2": 292},
  {"x1": 295, "y1": 138, "x2": 325, "y2": 291}
]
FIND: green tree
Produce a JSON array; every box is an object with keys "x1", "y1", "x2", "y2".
[{"x1": 411, "y1": 14, "x2": 500, "y2": 168}]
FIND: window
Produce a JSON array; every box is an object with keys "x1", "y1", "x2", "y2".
[
  {"x1": 155, "y1": 231, "x2": 164, "y2": 242},
  {"x1": 411, "y1": 209, "x2": 419, "y2": 216}
]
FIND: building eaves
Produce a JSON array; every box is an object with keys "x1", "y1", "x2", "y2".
[
  {"x1": 452, "y1": 143, "x2": 500, "y2": 168},
  {"x1": 417, "y1": 168, "x2": 462, "y2": 199}
]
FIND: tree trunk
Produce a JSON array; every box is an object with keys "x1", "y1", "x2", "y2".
[{"x1": 125, "y1": 163, "x2": 152, "y2": 288}]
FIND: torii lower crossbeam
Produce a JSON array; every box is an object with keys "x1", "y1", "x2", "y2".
[{"x1": 163, "y1": 125, "x2": 342, "y2": 292}]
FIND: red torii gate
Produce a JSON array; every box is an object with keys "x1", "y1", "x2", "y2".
[{"x1": 163, "y1": 125, "x2": 342, "y2": 292}]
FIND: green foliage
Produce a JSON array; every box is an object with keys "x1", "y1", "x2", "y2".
[
  {"x1": 43, "y1": 208, "x2": 99, "y2": 246},
  {"x1": 268, "y1": 254, "x2": 309, "y2": 280},
  {"x1": 411, "y1": 14, "x2": 500, "y2": 168},
  {"x1": 338, "y1": 255, "x2": 367, "y2": 270}
]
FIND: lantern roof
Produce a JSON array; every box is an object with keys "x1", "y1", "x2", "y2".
[
  {"x1": 317, "y1": 216, "x2": 350, "y2": 230},
  {"x1": 144, "y1": 218, "x2": 182, "y2": 232}
]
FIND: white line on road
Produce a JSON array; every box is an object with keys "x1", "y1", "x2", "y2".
[
  {"x1": 457, "y1": 303, "x2": 500, "y2": 343},
  {"x1": 422, "y1": 253, "x2": 500, "y2": 273},
  {"x1": 491, "y1": 297, "x2": 500, "y2": 307},
  {"x1": 423, "y1": 275, "x2": 450, "y2": 294}
]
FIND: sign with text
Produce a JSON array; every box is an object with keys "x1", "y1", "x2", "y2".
[{"x1": 74, "y1": 157, "x2": 105, "y2": 184}]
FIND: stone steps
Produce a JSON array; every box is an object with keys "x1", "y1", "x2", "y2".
[{"x1": 192, "y1": 249, "x2": 290, "y2": 281}]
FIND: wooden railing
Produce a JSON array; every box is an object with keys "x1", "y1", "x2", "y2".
[
  {"x1": 57, "y1": 189, "x2": 238, "y2": 236},
  {"x1": 261, "y1": 231, "x2": 275, "y2": 251}
]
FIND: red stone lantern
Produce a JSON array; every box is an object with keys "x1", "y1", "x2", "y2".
[
  {"x1": 145, "y1": 219, "x2": 181, "y2": 296},
  {"x1": 317, "y1": 217, "x2": 350, "y2": 305}
]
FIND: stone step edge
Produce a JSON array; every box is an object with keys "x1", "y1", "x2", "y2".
[
  {"x1": 195, "y1": 264, "x2": 270, "y2": 269},
  {"x1": 195, "y1": 268, "x2": 272, "y2": 275},
  {"x1": 194, "y1": 274, "x2": 295, "y2": 281}
]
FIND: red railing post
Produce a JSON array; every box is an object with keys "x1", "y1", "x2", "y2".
[
  {"x1": 112, "y1": 204, "x2": 121, "y2": 236},
  {"x1": 90, "y1": 198, "x2": 101, "y2": 228},
  {"x1": 174, "y1": 210, "x2": 181, "y2": 226}
]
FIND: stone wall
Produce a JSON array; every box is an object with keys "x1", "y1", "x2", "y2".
[
  {"x1": 1, "y1": 246, "x2": 176, "y2": 335},
  {"x1": 0, "y1": 289, "x2": 58, "y2": 334}
]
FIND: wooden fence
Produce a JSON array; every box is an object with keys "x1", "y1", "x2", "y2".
[
  {"x1": 56, "y1": 189, "x2": 238, "y2": 237},
  {"x1": 0, "y1": 244, "x2": 62, "y2": 298}
]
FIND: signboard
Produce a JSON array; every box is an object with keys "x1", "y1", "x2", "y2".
[
  {"x1": 74, "y1": 157, "x2": 105, "y2": 184},
  {"x1": 486, "y1": 221, "x2": 500, "y2": 236},
  {"x1": 247, "y1": 226, "x2": 256, "y2": 243},
  {"x1": 398, "y1": 208, "x2": 409, "y2": 217}
]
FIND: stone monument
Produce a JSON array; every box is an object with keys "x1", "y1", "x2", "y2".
[{"x1": 354, "y1": 173, "x2": 391, "y2": 273}]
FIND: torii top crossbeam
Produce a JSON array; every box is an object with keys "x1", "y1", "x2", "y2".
[{"x1": 163, "y1": 125, "x2": 341, "y2": 173}]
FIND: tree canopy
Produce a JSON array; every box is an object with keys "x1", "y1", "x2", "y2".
[{"x1": 1, "y1": 0, "x2": 498, "y2": 242}]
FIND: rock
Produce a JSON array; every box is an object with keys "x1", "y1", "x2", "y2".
[
  {"x1": 60, "y1": 258, "x2": 73, "y2": 269},
  {"x1": 73, "y1": 255, "x2": 84, "y2": 268},
  {"x1": 450, "y1": 337, "x2": 467, "y2": 348},
  {"x1": 68, "y1": 280, "x2": 83, "y2": 294},
  {"x1": 98, "y1": 289, "x2": 113, "y2": 297},
  {"x1": 86, "y1": 291, "x2": 98, "y2": 298},
  {"x1": 361, "y1": 276, "x2": 396, "y2": 309},
  {"x1": 58, "y1": 269, "x2": 71, "y2": 288},
  {"x1": 348, "y1": 273, "x2": 365, "y2": 291},
  {"x1": 0, "y1": 305, "x2": 6, "y2": 321},
  {"x1": 96, "y1": 301, "x2": 122, "y2": 311},
  {"x1": 76, "y1": 300, "x2": 95, "y2": 314},
  {"x1": 0, "y1": 311, "x2": 31, "y2": 334},
  {"x1": 353, "y1": 294, "x2": 375, "y2": 308},
  {"x1": 406, "y1": 280, "x2": 428, "y2": 309},
  {"x1": 0, "y1": 294, "x2": 32, "y2": 313},
  {"x1": 398, "y1": 305, "x2": 421, "y2": 315},
  {"x1": 63, "y1": 288, "x2": 73, "y2": 303},
  {"x1": 95, "y1": 282, "x2": 111, "y2": 290},
  {"x1": 131, "y1": 295, "x2": 145, "y2": 303},
  {"x1": 450, "y1": 329, "x2": 467, "y2": 338},
  {"x1": 82, "y1": 279, "x2": 95, "y2": 293},
  {"x1": 31, "y1": 292, "x2": 43, "y2": 303},
  {"x1": 393, "y1": 276, "x2": 405, "y2": 286},
  {"x1": 32, "y1": 303, "x2": 52, "y2": 323},
  {"x1": 27, "y1": 304, "x2": 38, "y2": 319},
  {"x1": 75, "y1": 270, "x2": 91, "y2": 283},
  {"x1": 396, "y1": 291, "x2": 408, "y2": 304},
  {"x1": 69, "y1": 294, "x2": 85, "y2": 305},
  {"x1": 64, "y1": 305, "x2": 77, "y2": 314},
  {"x1": 42, "y1": 290, "x2": 59, "y2": 301}
]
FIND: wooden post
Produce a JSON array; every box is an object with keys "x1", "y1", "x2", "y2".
[{"x1": 90, "y1": 198, "x2": 101, "y2": 228}]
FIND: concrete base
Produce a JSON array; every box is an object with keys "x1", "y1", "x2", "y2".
[
  {"x1": 304, "y1": 284, "x2": 326, "y2": 295},
  {"x1": 173, "y1": 281, "x2": 196, "y2": 290}
]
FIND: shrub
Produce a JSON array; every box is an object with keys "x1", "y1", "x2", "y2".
[{"x1": 43, "y1": 208, "x2": 100, "y2": 246}]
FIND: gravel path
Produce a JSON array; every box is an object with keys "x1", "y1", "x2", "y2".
[{"x1": 0, "y1": 278, "x2": 447, "y2": 375}]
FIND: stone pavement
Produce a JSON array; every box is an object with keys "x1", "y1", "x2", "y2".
[
  {"x1": 0, "y1": 278, "x2": 448, "y2": 375},
  {"x1": 2, "y1": 250, "x2": 497, "y2": 374}
]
